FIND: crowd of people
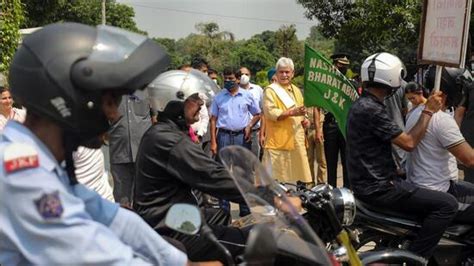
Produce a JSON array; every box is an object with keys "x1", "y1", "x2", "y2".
[{"x1": 1, "y1": 21, "x2": 474, "y2": 264}]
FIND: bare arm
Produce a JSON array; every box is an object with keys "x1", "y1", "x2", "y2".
[
  {"x1": 449, "y1": 141, "x2": 474, "y2": 168},
  {"x1": 210, "y1": 116, "x2": 218, "y2": 156},
  {"x1": 392, "y1": 92, "x2": 443, "y2": 151},
  {"x1": 454, "y1": 106, "x2": 466, "y2": 126}
]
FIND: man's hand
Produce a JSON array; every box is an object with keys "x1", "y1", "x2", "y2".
[
  {"x1": 315, "y1": 130, "x2": 324, "y2": 144},
  {"x1": 301, "y1": 118, "x2": 310, "y2": 129},
  {"x1": 259, "y1": 132, "x2": 265, "y2": 147},
  {"x1": 210, "y1": 141, "x2": 218, "y2": 156},
  {"x1": 244, "y1": 126, "x2": 252, "y2": 142},
  {"x1": 288, "y1": 106, "x2": 306, "y2": 116},
  {"x1": 425, "y1": 91, "x2": 443, "y2": 113},
  {"x1": 275, "y1": 196, "x2": 302, "y2": 213}
]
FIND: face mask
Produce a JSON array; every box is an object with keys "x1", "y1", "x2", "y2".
[
  {"x1": 212, "y1": 78, "x2": 218, "y2": 84},
  {"x1": 224, "y1": 80, "x2": 236, "y2": 90},
  {"x1": 240, "y1": 74, "x2": 250, "y2": 85}
]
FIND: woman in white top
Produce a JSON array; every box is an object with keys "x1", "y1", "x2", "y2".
[{"x1": 0, "y1": 87, "x2": 26, "y2": 130}]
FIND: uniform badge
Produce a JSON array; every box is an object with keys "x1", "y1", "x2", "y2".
[
  {"x1": 35, "y1": 191, "x2": 63, "y2": 219},
  {"x1": 4, "y1": 143, "x2": 39, "y2": 173}
]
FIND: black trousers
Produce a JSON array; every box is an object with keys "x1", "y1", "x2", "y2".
[
  {"x1": 323, "y1": 123, "x2": 349, "y2": 188},
  {"x1": 447, "y1": 180, "x2": 474, "y2": 223},
  {"x1": 463, "y1": 168, "x2": 474, "y2": 183},
  {"x1": 358, "y1": 183, "x2": 458, "y2": 258},
  {"x1": 110, "y1": 162, "x2": 135, "y2": 207}
]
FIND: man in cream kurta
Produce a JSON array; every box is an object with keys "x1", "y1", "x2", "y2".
[{"x1": 262, "y1": 57, "x2": 312, "y2": 184}]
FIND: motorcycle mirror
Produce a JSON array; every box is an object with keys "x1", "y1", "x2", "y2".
[
  {"x1": 244, "y1": 224, "x2": 277, "y2": 266},
  {"x1": 165, "y1": 203, "x2": 202, "y2": 235}
]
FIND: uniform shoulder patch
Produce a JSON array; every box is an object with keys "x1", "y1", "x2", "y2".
[
  {"x1": 35, "y1": 191, "x2": 63, "y2": 219},
  {"x1": 3, "y1": 143, "x2": 39, "y2": 173}
]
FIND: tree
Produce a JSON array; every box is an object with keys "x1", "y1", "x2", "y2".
[
  {"x1": 1, "y1": 0, "x2": 25, "y2": 73},
  {"x1": 21, "y1": 0, "x2": 144, "y2": 34},
  {"x1": 305, "y1": 26, "x2": 335, "y2": 58},
  {"x1": 235, "y1": 38, "x2": 275, "y2": 75},
  {"x1": 297, "y1": 0, "x2": 422, "y2": 75},
  {"x1": 195, "y1": 22, "x2": 234, "y2": 41},
  {"x1": 297, "y1": 0, "x2": 356, "y2": 38}
]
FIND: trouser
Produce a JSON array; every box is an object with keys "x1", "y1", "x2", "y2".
[
  {"x1": 111, "y1": 162, "x2": 135, "y2": 207},
  {"x1": 358, "y1": 183, "x2": 458, "y2": 258},
  {"x1": 306, "y1": 128, "x2": 327, "y2": 184},
  {"x1": 171, "y1": 209, "x2": 250, "y2": 263},
  {"x1": 250, "y1": 129, "x2": 260, "y2": 159},
  {"x1": 447, "y1": 180, "x2": 474, "y2": 223},
  {"x1": 463, "y1": 168, "x2": 474, "y2": 183},
  {"x1": 323, "y1": 123, "x2": 348, "y2": 188},
  {"x1": 216, "y1": 130, "x2": 251, "y2": 217}
]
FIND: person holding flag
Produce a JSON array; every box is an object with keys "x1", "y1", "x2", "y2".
[
  {"x1": 304, "y1": 46, "x2": 359, "y2": 187},
  {"x1": 346, "y1": 52, "x2": 454, "y2": 259},
  {"x1": 262, "y1": 57, "x2": 312, "y2": 185}
]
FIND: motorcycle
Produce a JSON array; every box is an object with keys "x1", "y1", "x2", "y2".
[
  {"x1": 353, "y1": 198, "x2": 474, "y2": 265},
  {"x1": 285, "y1": 181, "x2": 427, "y2": 265},
  {"x1": 218, "y1": 145, "x2": 427, "y2": 265},
  {"x1": 165, "y1": 151, "x2": 335, "y2": 265}
]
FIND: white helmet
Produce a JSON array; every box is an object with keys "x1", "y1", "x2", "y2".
[
  {"x1": 361, "y1": 52, "x2": 406, "y2": 89},
  {"x1": 147, "y1": 69, "x2": 219, "y2": 112}
]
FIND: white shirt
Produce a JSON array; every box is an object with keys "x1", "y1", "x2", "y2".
[
  {"x1": 241, "y1": 82, "x2": 263, "y2": 129},
  {"x1": 0, "y1": 107, "x2": 26, "y2": 131},
  {"x1": 405, "y1": 105, "x2": 465, "y2": 192},
  {"x1": 74, "y1": 146, "x2": 114, "y2": 201},
  {"x1": 190, "y1": 105, "x2": 209, "y2": 137}
]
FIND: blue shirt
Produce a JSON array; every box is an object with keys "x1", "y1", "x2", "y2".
[
  {"x1": 0, "y1": 122, "x2": 186, "y2": 265},
  {"x1": 210, "y1": 88, "x2": 261, "y2": 131}
]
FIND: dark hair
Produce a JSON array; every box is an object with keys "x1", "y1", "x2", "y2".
[
  {"x1": 208, "y1": 68, "x2": 218, "y2": 75},
  {"x1": 404, "y1": 82, "x2": 422, "y2": 93},
  {"x1": 0, "y1": 86, "x2": 9, "y2": 94},
  {"x1": 223, "y1": 67, "x2": 237, "y2": 76},
  {"x1": 191, "y1": 57, "x2": 208, "y2": 70},
  {"x1": 405, "y1": 82, "x2": 428, "y2": 98}
]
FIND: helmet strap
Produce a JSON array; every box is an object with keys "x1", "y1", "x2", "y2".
[
  {"x1": 368, "y1": 53, "x2": 381, "y2": 82},
  {"x1": 63, "y1": 133, "x2": 80, "y2": 185}
]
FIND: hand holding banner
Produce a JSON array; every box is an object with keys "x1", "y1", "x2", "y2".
[{"x1": 303, "y1": 44, "x2": 359, "y2": 138}]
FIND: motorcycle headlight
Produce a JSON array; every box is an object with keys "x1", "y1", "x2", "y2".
[{"x1": 330, "y1": 188, "x2": 356, "y2": 226}]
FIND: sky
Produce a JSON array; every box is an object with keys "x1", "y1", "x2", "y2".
[{"x1": 116, "y1": 0, "x2": 316, "y2": 40}]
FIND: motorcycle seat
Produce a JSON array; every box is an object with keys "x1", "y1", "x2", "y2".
[
  {"x1": 357, "y1": 200, "x2": 473, "y2": 235},
  {"x1": 356, "y1": 199, "x2": 423, "y2": 224}
]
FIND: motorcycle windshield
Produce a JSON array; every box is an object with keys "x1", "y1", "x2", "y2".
[{"x1": 219, "y1": 145, "x2": 332, "y2": 265}]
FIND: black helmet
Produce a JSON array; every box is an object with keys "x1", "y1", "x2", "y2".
[
  {"x1": 424, "y1": 65, "x2": 472, "y2": 108},
  {"x1": 9, "y1": 22, "x2": 170, "y2": 184},
  {"x1": 9, "y1": 22, "x2": 170, "y2": 141}
]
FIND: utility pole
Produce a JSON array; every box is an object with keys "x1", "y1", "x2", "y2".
[{"x1": 101, "y1": 0, "x2": 106, "y2": 25}]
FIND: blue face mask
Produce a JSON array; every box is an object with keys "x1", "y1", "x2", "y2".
[{"x1": 224, "y1": 80, "x2": 236, "y2": 91}]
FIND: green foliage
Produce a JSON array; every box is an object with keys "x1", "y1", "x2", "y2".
[
  {"x1": 0, "y1": 0, "x2": 25, "y2": 73},
  {"x1": 21, "y1": 0, "x2": 144, "y2": 34},
  {"x1": 298, "y1": 0, "x2": 423, "y2": 76},
  {"x1": 305, "y1": 26, "x2": 335, "y2": 58}
]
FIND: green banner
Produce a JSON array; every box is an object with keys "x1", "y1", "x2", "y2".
[{"x1": 303, "y1": 44, "x2": 359, "y2": 138}]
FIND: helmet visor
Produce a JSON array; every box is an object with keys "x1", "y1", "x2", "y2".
[{"x1": 89, "y1": 25, "x2": 147, "y2": 63}]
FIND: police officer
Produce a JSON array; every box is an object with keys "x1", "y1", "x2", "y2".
[
  {"x1": 324, "y1": 53, "x2": 350, "y2": 187},
  {"x1": 346, "y1": 52, "x2": 456, "y2": 259},
  {"x1": 0, "y1": 22, "x2": 188, "y2": 265}
]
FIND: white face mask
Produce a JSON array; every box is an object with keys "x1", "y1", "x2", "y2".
[
  {"x1": 212, "y1": 78, "x2": 218, "y2": 84},
  {"x1": 240, "y1": 74, "x2": 250, "y2": 85}
]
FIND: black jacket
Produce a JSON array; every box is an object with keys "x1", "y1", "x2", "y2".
[{"x1": 133, "y1": 118, "x2": 246, "y2": 233}]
